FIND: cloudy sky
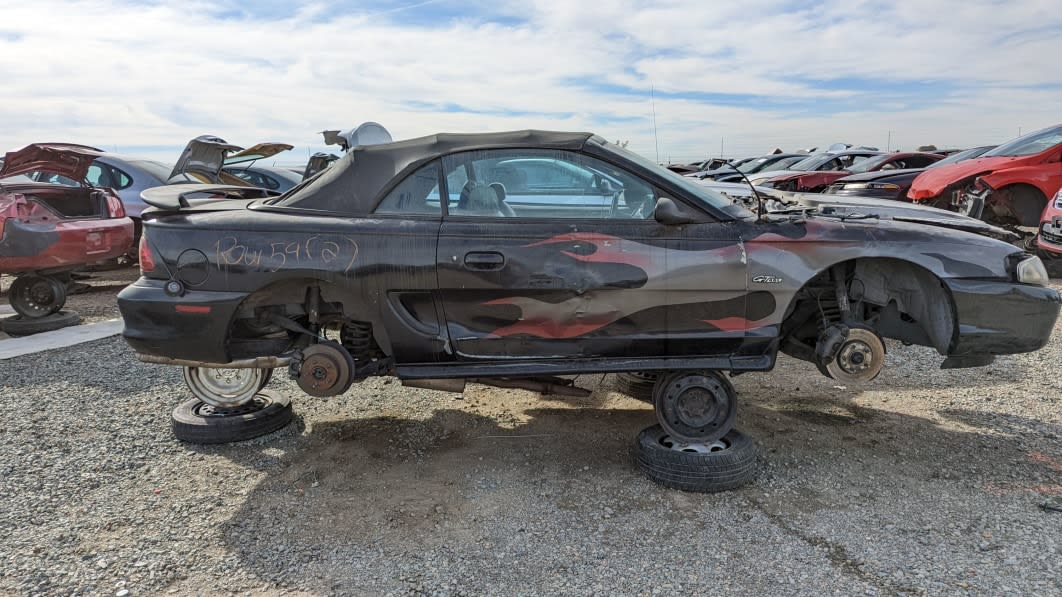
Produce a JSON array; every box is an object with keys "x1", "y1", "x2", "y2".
[{"x1": 1, "y1": 0, "x2": 1060, "y2": 165}]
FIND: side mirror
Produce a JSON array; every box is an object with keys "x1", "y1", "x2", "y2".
[{"x1": 654, "y1": 197, "x2": 694, "y2": 225}]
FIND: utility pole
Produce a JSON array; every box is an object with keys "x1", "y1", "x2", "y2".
[
  {"x1": 650, "y1": 84, "x2": 660, "y2": 163},
  {"x1": 720, "y1": 137, "x2": 724, "y2": 158},
  {"x1": 886, "y1": 130, "x2": 891, "y2": 152}
]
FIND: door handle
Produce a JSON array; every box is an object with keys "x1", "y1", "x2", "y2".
[{"x1": 463, "y1": 251, "x2": 505, "y2": 270}]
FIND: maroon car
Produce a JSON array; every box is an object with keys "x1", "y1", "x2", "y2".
[
  {"x1": 765, "y1": 152, "x2": 944, "y2": 193},
  {"x1": 1, "y1": 144, "x2": 134, "y2": 327}
]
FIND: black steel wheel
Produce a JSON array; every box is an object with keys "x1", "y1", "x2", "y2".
[
  {"x1": 171, "y1": 389, "x2": 293, "y2": 444},
  {"x1": 616, "y1": 371, "x2": 660, "y2": 403},
  {"x1": 1, "y1": 310, "x2": 81, "y2": 336},
  {"x1": 633, "y1": 425, "x2": 757, "y2": 493},
  {"x1": 9, "y1": 275, "x2": 67, "y2": 318},
  {"x1": 652, "y1": 370, "x2": 737, "y2": 443}
]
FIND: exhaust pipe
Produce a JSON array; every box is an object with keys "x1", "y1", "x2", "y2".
[{"x1": 402, "y1": 378, "x2": 467, "y2": 393}]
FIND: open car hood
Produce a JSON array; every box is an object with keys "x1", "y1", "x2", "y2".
[
  {"x1": 224, "y1": 142, "x2": 294, "y2": 165},
  {"x1": 168, "y1": 137, "x2": 293, "y2": 184},
  {"x1": 0, "y1": 143, "x2": 105, "y2": 181},
  {"x1": 303, "y1": 152, "x2": 340, "y2": 180}
]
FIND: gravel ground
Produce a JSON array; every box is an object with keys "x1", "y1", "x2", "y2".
[{"x1": 1, "y1": 280, "x2": 1061, "y2": 595}]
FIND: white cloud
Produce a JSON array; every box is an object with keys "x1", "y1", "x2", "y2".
[{"x1": 0, "y1": 0, "x2": 1059, "y2": 165}]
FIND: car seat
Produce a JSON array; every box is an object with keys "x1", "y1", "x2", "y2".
[{"x1": 456, "y1": 181, "x2": 509, "y2": 217}]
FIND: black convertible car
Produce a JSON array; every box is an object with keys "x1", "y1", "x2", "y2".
[{"x1": 119, "y1": 130, "x2": 1059, "y2": 490}]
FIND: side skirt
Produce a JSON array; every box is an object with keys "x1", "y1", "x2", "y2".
[{"x1": 396, "y1": 355, "x2": 774, "y2": 380}]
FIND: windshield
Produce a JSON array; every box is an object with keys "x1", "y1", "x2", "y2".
[
  {"x1": 607, "y1": 143, "x2": 733, "y2": 210},
  {"x1": 787, "y1": 154, "x2": 826, "y2": 171},
  {"x1": 927, "y1": 145, "x2": 995, "y2": 169},
  {"x1": 844, "y1": 154, "x2": 892, "y2": 174},
  {"x1": 983, "y1": 125, "x2": 1062, "y2": 157},
  {"x1": 768, "y1": 156, "x2": 805, "y2": 171}
]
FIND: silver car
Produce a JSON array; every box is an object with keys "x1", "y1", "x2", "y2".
[{"x1": 27, "y1": 150, "x2": 173, "y2": 220}]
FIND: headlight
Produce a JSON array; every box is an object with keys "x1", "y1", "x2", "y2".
[
  {"x1": 1054, "y1": 189, "x2": 1062, "y2": 209},
  {"x1": 1016, "y1": 255, "x2": 1050, "y2": 286}
]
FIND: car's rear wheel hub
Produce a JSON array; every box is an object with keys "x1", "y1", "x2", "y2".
[{"x1": 296, "y1": 341, "x2": 355, "y2": 397}]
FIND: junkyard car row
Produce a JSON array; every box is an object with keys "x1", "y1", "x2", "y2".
[{"x1": 4, "y1": 124, "x2": 1062, "y2": 492}]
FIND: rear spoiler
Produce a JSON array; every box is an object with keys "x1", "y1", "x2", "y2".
[{"x1": 141, "y1": 184, "x2": 280, "y2": 210}]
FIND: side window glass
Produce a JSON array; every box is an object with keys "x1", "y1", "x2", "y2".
[
  {"x1": 441, "y1": 149, "x2": 655, "y2": 219},
  {"x1": 374, "y1": 162, "x2": 442, "y2": 215},
  {"x1": 109, "y1": 165, "x2": 133, "y2": 190},
  {"x1": 86, "y1": 164, "x2": 105, "y2": 186}
]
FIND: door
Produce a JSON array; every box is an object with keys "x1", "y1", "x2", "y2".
[{"x1": 435, "y1": 148, "x2": 747, "y2": 360}]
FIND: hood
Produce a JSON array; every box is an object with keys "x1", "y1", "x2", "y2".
[
  {"x1": 772, "y1": 169, "x2": 846, "y2": 182},
  {"x1": 694, "y1": 178, "x2": 1016, "y2": 241},
  {"x1": 748, "y1": 169, "x2": 799, "y2": 184},
  {"x1": 168, "y1": 135, "x2": 243, "y2": 183},
  {"x1": 0, "y1": 143, "x2": 105, "y2": 181},
  {"x1": 168, "y1": 136, "x2": 293, "y2": 184},
  {"x1": 225, "y1": 142, "x2": 294, "y2": 166},
  {"x1": 908, "y1": 156, "x2": 1022, "y2": 199},
  {"x1": 782, "y1": 193, "x2": 1017, "y2": 241},
  {"x1": 834, "y1": 168, "x2": 925, "y2": 183},
  {"x1": 303, "y1": 152, "x2": 340, "y2": 180}
]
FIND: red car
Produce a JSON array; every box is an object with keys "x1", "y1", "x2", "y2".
[
  {"x1": 764, "y1": 152, "x2": 944, "y2": 193},
  {"x1": 1, "y1": 143, "x2": 133, "y2": 319},
  {"x1": 907, "y1": 125, "x2": 1062, "y2": 228},
  {"x1": 1034, "y1": 185, "x2": 1062, "y2": 261}
]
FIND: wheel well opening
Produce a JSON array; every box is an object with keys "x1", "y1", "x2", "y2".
[
  {"x1": 224, "y1": 278, "x2": 383, "y2": 362},
  {"x1": 779, "y1": 258, "x2": 955, "y2": 361}
]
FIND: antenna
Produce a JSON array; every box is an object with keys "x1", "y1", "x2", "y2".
[{"x1": 650, "y1": 84, "x2": 660, "y2": 163}]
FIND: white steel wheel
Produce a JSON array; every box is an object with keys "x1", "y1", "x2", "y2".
[{"x1": 183, "y1": 366, "x2": 269, "y2": 408}]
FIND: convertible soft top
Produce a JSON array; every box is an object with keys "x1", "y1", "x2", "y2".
[{"x1": 278, "y1": 130, "x2": 596, "y2": 214}]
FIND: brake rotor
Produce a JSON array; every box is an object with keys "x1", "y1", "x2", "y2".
[
  {"x1": 821, "y1": 326, "x2": 886, "y2": 384},
  {"x1": 297, "y1": 341, "x2": 355, "y2": 397}
]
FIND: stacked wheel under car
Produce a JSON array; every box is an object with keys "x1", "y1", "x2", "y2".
[
  {"x1": 170, "y1": 363, "x2": 761, "y2": 493},
  {"x1": 1, "y1": 274, "x2": 81, "y2": 336}
]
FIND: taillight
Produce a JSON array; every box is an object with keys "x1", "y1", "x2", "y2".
[
  {"x1": 139, "y1": 236, "x2": 156, "y2": 274},
  {"x1": 106, "y1": 194, "x2": 126, "y2": 218}
]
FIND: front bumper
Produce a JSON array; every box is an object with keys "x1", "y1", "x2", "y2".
[
  {"x1": 117, "y1": 279, "x2": 249, "y2": 363},
  {"x1": 947, "y1": 278, "x2": 1060, "y2": 356},
  {"x1": 1038, "y1": 217, "x2": 1062, "y2": 255}
]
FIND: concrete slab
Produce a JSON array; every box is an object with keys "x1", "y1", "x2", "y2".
[
  {"x1": 0, "y1": 305, "x2": 14, "y2": 316},
  {"x1": 0, "y1": 319, "x2": 124, "y2": 360}
]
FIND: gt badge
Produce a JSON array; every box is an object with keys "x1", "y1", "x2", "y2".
[{"x1": 752, "y1": 275, "x2": 783, "y2": 284}]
